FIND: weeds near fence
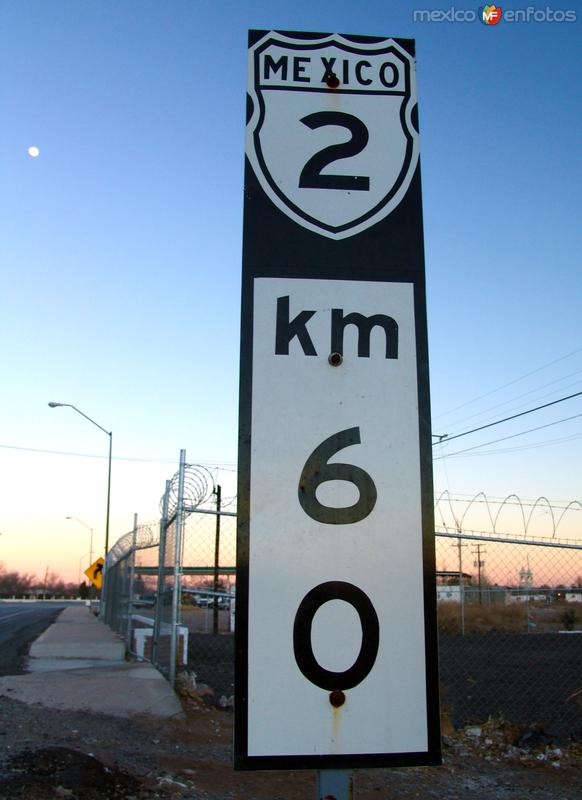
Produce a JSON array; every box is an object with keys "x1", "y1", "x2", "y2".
[
  {"x1": 439, "y1": 602, "x2": 526, "y2": 634},
  {"x1": 438, "y1": 599, "x2": 582, "y2": 634}
]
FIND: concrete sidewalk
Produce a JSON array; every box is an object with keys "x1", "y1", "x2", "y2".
[{"x1": 0, "y1": 605, "x2": 184, "y2": 719}]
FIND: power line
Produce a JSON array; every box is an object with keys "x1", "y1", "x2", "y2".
[
  {"x1": 441, "y1": 370, "x2": 582, "y2": 435},
  {"x1": 434, "y1": 389, "x2": 582, "y2": 447},
  {"x1": 433, "y1": 411, "x2": 582, "y2": 459},
  {"x1": 486, "y1": 431, "x2": 582, "y2": 454},
  {"x1": 0, "y1": 442, "x2": 237, "y2": 469},
  {"x1": 0, "y1": 443, "x2": 174, "y2": 462},
  {"x1": 434, "y1": 345, "x2": 582, "y2": 420},
  {"x1": 437, "y1": 431, "x2": 582, "y2": 459}
]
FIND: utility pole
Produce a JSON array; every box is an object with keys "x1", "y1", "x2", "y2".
[
  {"x1": 472, "y1": 544, "x2": 487, "y2": 605},
  {"x1": 452, "y1": 537, "x2": 468, "y2": 634}
]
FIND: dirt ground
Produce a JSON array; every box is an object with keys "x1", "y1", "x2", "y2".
[
  {"x1": 187, "y1": 630, "x2": 582, "y2": 742},
  {"x1": 439, "y1": 632, "x2": 582, "y2": 741},
  {"x1": 1, "y1": 686, "x2": 582, "y2": 800},
  {"x1": 2, "y1": 613, "x2": 582, "y2": 799}
]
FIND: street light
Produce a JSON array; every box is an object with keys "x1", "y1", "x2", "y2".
[
  {"x1": 48, "y1": 402, "x2": 112, "y2": 557},
  {"x1": 77, "y1": 550, "x2": 91, "y2": 584},
  {"x1": 66, "y1": 516, "x2": 94, "y2": 572}
]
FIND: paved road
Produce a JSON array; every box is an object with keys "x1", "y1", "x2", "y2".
[{"x1": 0, "y1": 602, "x2": 68, "y2": 676}]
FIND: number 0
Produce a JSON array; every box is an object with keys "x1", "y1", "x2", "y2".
[{"x1": 293, "y1": 581, "x2": 380, "y2": 691}]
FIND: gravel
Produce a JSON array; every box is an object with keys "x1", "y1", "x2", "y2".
[
  {"x1": 1, "y1": 690, "x2": 582, "y2": 799},
  {"x1": 1, "y1": 625, "x2": 582, "y2": 798},
  {"x1": 439, "y1": 632, "x2": 582, "y2": 741}
]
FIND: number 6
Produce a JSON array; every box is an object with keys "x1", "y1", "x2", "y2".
[{"x1": 298, "y1": 427, "x2": 377, "y2": 525}]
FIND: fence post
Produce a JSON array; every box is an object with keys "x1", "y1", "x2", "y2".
[
  {"x1": 100, "y1": 555, "x2": 109, "y2": 621},
  {"x1": 100, "y1": 552, "x2": 111, "y2": 624},
  {"x1": 455, "y1": 534, "x2": 466, "y2": 635},
  {"x1": 125, "y1": 513, "x2": 138, "y2": 652},
  {"x1": 169, "y1": 449, "x2": 186, "y2": 685},
  {"x1": 152, "y1": 480, "x2": 171, "y2": 669},
  {"x1": 317, "y1": 770, "x2": 352, "y2": 800},
  {"x1": 213, "y1": 484, "x2": 222, "y2": 635}
]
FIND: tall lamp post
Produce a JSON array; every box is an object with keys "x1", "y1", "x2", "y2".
[
  {"x1": 48, "y1": 403, "x2": 112, "y2": 557},
  {"x1": 77, "y1": 550, "x2": 91, "y2": 584},
  {"x1": 66, "y1": 516, "x2": 94, "y2": 574}
]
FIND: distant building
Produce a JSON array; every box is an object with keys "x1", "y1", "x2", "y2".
[
  {"x1": 436, "y1": 585, "x2": 462, "y2": 603},
  {"x1": 519, "y1": 562, "x2": 533, "y2": 589},
  {"x1": 436, "y1": 570, "x2": 472, "y2": 585},
  {"x1": 436, "y1": 571, "x2": 472, "y2": 603}
]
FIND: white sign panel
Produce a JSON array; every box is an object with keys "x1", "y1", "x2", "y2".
[{"x1": 248, "y1": 278, "x2": 427, "y2": 757}]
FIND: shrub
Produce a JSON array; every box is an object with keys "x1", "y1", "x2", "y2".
[{"x1": 561, "y1": 607, "x2": 578, "y2": 631}]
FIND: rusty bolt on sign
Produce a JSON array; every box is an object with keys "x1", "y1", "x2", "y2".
[
  {"x1": 329, "y1": 690, "x2": 346, "y2": 707},
  {"x1": 328, "y1": 352, "x2": 343, "y2": 366},
  {"x1": 326, "y1": 72, "x2": 340, "y2": 89}
]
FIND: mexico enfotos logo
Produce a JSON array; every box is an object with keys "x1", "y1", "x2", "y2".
[
  {"x1": 480, "y1": 5, "x2": 502, "y2": 24},
  {"x1": 413, "y1": 5, "x2": 577, "y2": 23}
]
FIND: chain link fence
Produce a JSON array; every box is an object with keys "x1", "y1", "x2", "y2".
[
  {"x1": 101, "y1": 518, "x2": 160, "y2": 657},
  {"x1": 180, "y1": 507, "x2": 236, "y2": 699},
  {"x1": 435, "y1": 530, "x2": 582, "y2": 739},
  {"x1": 102, "y1": 468, "x2": 582, "y2": 739},
  {"x1": 102, "y1": 452, "x2": 235, "y2": 694}
]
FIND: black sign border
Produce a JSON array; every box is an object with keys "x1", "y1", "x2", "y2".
[{"x1": 236, "y1": 29, "x2": 441, "y2": 771}]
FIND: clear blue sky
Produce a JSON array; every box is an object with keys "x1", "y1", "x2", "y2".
[{"x1": 1, "y1": 1, "x2": 580, "y2": 580}]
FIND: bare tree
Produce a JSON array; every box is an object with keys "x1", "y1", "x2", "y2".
[{"x1": 0, "y1": 563, "x2": 36, "y2": 596}]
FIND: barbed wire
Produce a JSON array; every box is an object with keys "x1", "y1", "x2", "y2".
[
  {"x1": 434, "y1": 490, "x2": 582, "y2": 539},
  {"x1": 160, "y1": 463, "x2": 215, "y2": 518},
  {"x1": 106, "y1": 521, "x2": 159, "y2": 568},
  {"x1": 107, "y1": 481, "x2": 582, "y2": 567}
]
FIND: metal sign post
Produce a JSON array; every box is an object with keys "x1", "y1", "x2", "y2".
[
  {"x1": 236, "y1": 30, "x2": 441, "y2": 774},
  {"x1": 318, "y1": 770, "x2": 352, "y2": 800}
]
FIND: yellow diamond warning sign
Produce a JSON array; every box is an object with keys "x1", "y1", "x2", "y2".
[{"x1": 84, "y1": 557, "x2": 104, "y2": 589}]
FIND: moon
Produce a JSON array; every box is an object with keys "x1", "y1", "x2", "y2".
[{"x1": 27, "y1": 146, "x2": 40, "y2": 158}]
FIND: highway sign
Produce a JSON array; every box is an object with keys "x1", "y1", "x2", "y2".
[
  {"x1": 246, "y1": 33, "x2": 419, "y2": 239},
  {"x1": 236, "y1": 30, "x2": 440, "y2": 770},
  {"x1": 84, "y1": 557, "x2": 104, "y2": 590}
]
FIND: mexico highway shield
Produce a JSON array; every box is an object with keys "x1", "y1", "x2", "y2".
[{"x1": 246, "y1": 32, "x2": 419, "y2": 240}]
